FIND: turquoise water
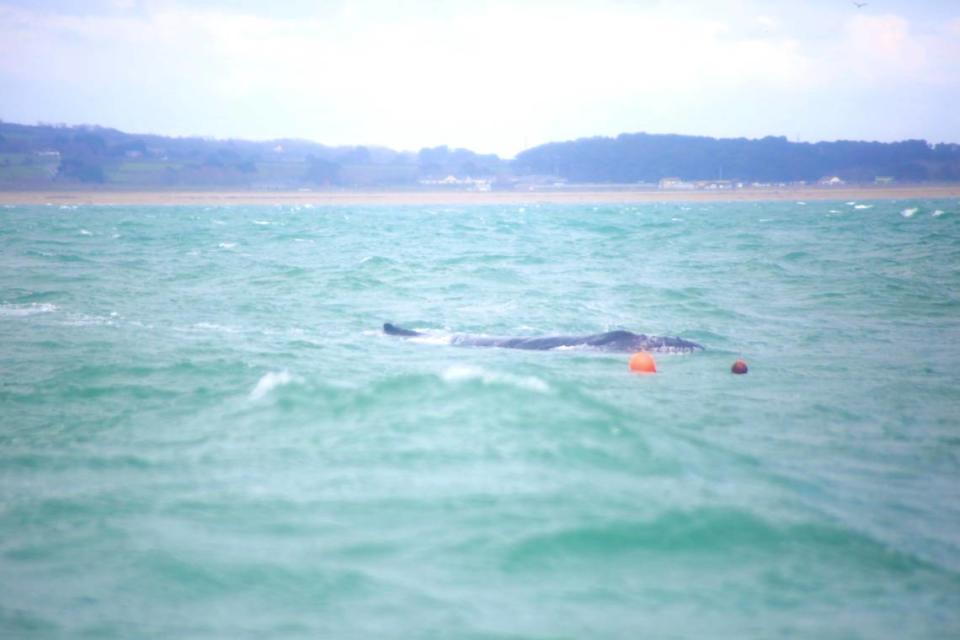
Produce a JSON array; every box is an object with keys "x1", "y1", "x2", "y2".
[{"x1": 1, "y1": 200, "x2": 959, "y2": 638}]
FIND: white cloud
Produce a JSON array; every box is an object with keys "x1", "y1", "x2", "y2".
[{"x1": 1, "y1": 1, "x2": 958, "y2": 152}]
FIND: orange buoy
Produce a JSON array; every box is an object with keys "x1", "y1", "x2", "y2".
[
  {"x1": 629, "y1": 352, "x2": 657, "y2": 374},
  {"x1": 731, "y1": 359, "x2": 748, "y2": 375}
]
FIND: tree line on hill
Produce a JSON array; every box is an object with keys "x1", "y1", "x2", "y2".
[
  {"x1": 1, "y1": 120, "x2": 959, "y2": 188},
  {"x1": 514, "y1": 133, "x2": 960, "y2": 184}
]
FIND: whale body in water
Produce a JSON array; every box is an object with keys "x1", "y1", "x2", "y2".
[{"x1": 383, "y1": 323, "x2": 703, "y2": 353}]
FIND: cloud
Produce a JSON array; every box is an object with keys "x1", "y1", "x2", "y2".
[
  {"x1": 1, "y1": 1, "x2": 958, "y2": 152},
  {"x1": 844, "y1": 14, "x2": 926, "y2": 78}
]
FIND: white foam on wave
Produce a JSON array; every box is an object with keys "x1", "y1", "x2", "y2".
[
  {"x1": 854, "y1": 204, "x2": 873, "y2": 209},
  {"x1": 218, "y1": 242, "x2": 238, "y2": 249},
  {"x1": 932, "y1": 210, "x2": 946, "y2": 217},
  {"x1": 0, "y1": 303, "x2": 58, "y2": 317},
  {"x1": 79, "y1": 229, "x2": 92, "y2": 235},
  {"x1": 60, "y1": 314, "x2": 116, "y2": 327},
  {"x1": 796, "y1": 201, "x2": 806, "y2": 206},
  {"x1": 250, "y1": 370, "x2": 297, "y2": 400},
  {"x1": 193, "y1": 322, "x2": 240, "y2": 334},
  {"x1": 410, "y1": 333, "x2": 454, "y2": 346},
  {"x1": 441, "y1": 365, "x2": 549, "y2": 393},
  {"x1": 253, "y1": 220, "x2": 271, "y2": 225},
  {"x1": 828, "y1": 209, "x2": 841, "y2": 214},
  {"x1": 901, "y1": 207, "x2": 918, "y2": 218}
]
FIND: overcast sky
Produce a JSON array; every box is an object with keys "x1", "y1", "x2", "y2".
[{"x1": 1, "y1": 0, "x2": 958, "y2": 156}]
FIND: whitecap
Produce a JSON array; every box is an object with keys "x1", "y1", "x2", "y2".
[
  {"x1": 79, "y1": 229, "x2": 92, "y2": 235},
  {"x1": 60, "y1": 313, "x2": 115, "y2": 327},
  {"x1": 0, "y1": 303, "x2": 58, "y2": 317},
  {"x1": 796, "y1": 201, "x2": 806, "y2": 205},
  {"x1": 901, "y1": 208, "x2": 918, "y2": 218},
  {"x1": 250, "y1": 370, "x2": 297, "y2": 400},
  {"x1": 410, "y1": 333, "x2": 454, "y2": 346},
  {"x1": 193, "y1": 322, "x2": 239, "y2": 333},
  {"x1": 854, "y1": 204, "x2": 873, "y2": 209},
  {"x1": 441, "y1": 364, "x2": 549, "y2": 393},
  {"x1": 828, "y1": 209, "x2": 841, "y2": 214},
  {"x1": 253, "y1": 220, "x2": 271, "y2": 225},
  {"x1": 846, "y1": 201, "x2": 857, "y2": 206},
  {"x1": 218, "y1": 242, "x2": 237, "y2": 249},
  {"x1": 932, "y1": 210, "x2": 946, "y2": 217}
]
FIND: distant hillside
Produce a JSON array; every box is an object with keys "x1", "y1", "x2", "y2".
[
  {"x1": 514, "y1": 133, "x2": 960, "y2": 184},
  {"x1": 2, "y1": 121, "x2": 960, "y2": 189},
  {"x1": 0, "y1": 121, "x2": 506, "y2": 189}
]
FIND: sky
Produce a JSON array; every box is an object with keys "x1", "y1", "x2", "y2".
[{"x1": 1, "y1": 0, "x2": 958, "y2": 157}]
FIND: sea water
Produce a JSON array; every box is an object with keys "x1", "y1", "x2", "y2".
[{"x1": 1, "y1": 201, "x2": 959, "y2": 638}]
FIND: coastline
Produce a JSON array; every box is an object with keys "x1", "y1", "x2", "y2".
[{"x1": 1, "y1": 185, "x2": 959, "y2": 206}]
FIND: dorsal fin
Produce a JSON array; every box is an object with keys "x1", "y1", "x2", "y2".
[{"x1": 383, "y1": 323, "x2": 422, "y2": 337}]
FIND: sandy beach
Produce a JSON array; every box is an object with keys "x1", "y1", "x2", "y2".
[{"x1": 1, "y1": 185, "x2": 959, "y2": 206}]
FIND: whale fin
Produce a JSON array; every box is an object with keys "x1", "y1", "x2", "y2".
[{"x1": 384, "y1": 322, "x2": 423, "y2": 337}]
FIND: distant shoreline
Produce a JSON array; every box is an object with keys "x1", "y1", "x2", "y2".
[{"x1": 1, "y1": 185, "x2": 959, "y2": 206}]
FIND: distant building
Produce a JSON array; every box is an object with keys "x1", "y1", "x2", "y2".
[
  {"x1": 818, "y1": 176, "x2": 845, "y2": 186},
  {"x1": 418, "y1": 175, "x2": 492, "y2": 191},
  {"x1": 693, "y1": 180, "x2": 734, "y2": 190},
  {"x1": 658, "y1": 177, "x2": 693, "y2": 190}
]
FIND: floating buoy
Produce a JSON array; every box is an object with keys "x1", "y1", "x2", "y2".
[
  {"x1": 731, "y1": 359, "x2": 748, "y2": 375},
  {"x1": 629, "y1": 352, "x2": 657, "y2": 374}
]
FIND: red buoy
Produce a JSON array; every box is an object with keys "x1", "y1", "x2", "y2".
[
  {"x1": 731, "y1": 359, "x2": 748, "y2": 374},
  {"x1": 629, "y1": 352, "x2": 657, "y2": 374}
]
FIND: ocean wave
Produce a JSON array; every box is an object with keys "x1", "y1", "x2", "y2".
[
  {"x1": 410, "y1": 334, "x2": 454, "y2": 346},
  {"x1": 250, "y1": 370, "x2": 298, "y2": 400},
  {"x1": 901, "y1": 208, "x2": 918, "y2": 218},
  {"x1": 192, "y1": 322, "x2": 240, "y2": 334},
  {"x1": 59, "y1": 313, "x2": 116, "y2": 327},
  {"x1": 0, "y1": 303, "x2": 59, "y2": 317},
  {"x1": 504, "y1": 507, "x2": 941, "y2": 574},
  {"x1": 441, "y1": 364, "x2": 549, "y2": 393}
]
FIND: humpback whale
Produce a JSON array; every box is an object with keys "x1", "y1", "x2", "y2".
[{"x1": 383, "y1": 323, "x2": 703, "y2": 353}]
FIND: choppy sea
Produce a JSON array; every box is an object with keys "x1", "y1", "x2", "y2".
[{"x1": 1, "y1": 200, "x2": 959, "y2": 638}]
